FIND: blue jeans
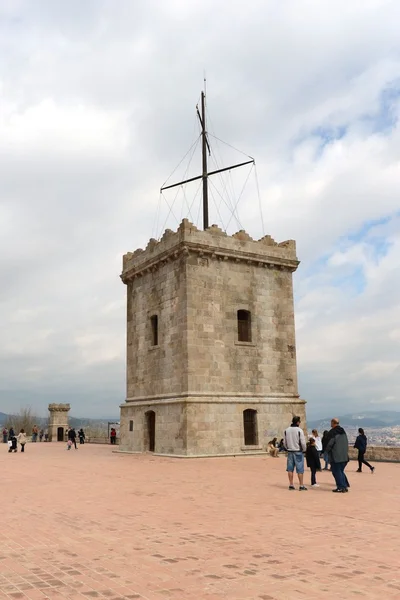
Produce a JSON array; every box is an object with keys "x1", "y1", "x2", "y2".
[
  {"x1": 286, "y1": 452, "x2": 304, "y2": 474},
  {"x1": 331, "y1": 462, "x2": 347, "y2": 490},
  {"x1": 323, "y1": 452, "x2": 329, "y2": 468}
]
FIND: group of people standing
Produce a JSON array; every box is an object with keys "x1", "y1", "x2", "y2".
[
  {"x1": 3, "y1": 427, "x2": 28, "y2": 452},
  {"x1": 66, "y1": 428, "x2": 86, "y2": 449},
  {"x1": 31, "y1": 426, "x2": 50, "y2": 442},
  {"x1": 283, "y1": 416, "x2": 375, "y2": 493},
  {"x1": 2, "y1": 426, "x2": 49, "y2": 444}
]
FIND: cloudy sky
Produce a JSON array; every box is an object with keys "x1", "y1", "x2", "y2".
[{"x1": 1, "y1": 0, "x2": 399, "y2": 419}]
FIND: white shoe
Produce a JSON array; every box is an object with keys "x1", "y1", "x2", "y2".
[{"x1": 311, "y1": 484, "x2": 320, "y2": 487}]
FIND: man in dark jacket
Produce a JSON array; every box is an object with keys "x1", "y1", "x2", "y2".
[
  {"x1": 326, "y1": 418, "x2": 349, "y2": 493},
  {"x1": 68, "y1": 428, "x2": 78, "y2": 450}
]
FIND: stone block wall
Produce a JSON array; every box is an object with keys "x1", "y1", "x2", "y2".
[
  {"x1": 119, "y1": 398, "x2": 306, "y2": 456},
  {"x1": 185, "y1": 257, "x2": 298, "y2": 396},
  {"x1": 126, "y1": 257, "x2": 188, "y2": 399},
  {"x1": 185, "y1": 399, "x2": 306, "y2": 456},
  {"x1": 120, "y1": 402, "x2": 187, "y2": 454}
]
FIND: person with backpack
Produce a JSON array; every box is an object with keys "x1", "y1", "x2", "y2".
[{"x1": 354, "y1": 428, "x2": 374, "y2": 473}]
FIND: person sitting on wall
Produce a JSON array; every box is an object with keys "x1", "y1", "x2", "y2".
[
  {"x1": 278, "y1": 438, "x2": 286, "y2": 453},
  {"x1": 267, "y1": 438, "x2": 279, "y2": 457}
]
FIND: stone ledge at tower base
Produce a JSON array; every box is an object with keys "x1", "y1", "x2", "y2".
[
  {"x1": 119, "y1": 396, "x2": 306, "y2": 457},
  {"x1": 116, "y1": 448, "x2": 267, "y2": 458}
]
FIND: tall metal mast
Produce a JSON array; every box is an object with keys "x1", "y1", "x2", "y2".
[
  {"x1": 160, "y1": 90, "x2": 254, "y2": 230},
  {"x1": 201, "y1": 91, "x2": 209, "y2": 230}
]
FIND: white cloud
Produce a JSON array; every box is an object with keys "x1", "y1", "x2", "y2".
[{"x1": 0, "y1": 0, "x2": 399, "y2": 417}]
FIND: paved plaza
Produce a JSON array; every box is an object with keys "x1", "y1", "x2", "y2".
[{"x1": 1, "y1": 443, "x2": 399, "y2": 600}]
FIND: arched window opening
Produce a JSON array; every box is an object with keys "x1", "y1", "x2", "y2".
[
  {"x1": 237, "y1": 310, "x2": 252, "y2": 342},
  {"x1": 243, "y1": 409, "x2": 258, "y2": 446},
  {"x1": 150, "y1": 315, "x2": 158, "y2": 346}
]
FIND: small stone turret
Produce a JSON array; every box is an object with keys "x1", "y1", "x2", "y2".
[{"x1": 48, "y1": 403, "x2": 70, "y2": 442}]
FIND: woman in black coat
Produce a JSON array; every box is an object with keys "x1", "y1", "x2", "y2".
[
  {"x1": 306, "y1": 438, "x2": 321, "y2": 486},
  {"x1": 321, "y1": 430, "x2": 330, "y2": 470},
  {"x1": 354, "y1": 428, "x2": 374, "y2": 473}
]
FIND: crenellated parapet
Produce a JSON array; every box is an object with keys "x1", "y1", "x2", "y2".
[
  {"x1": 121, "y1": 219, "x2": 298, "y2": 283},
  {"x1": 48, "y1": 403, "x2": 70, "y2": 412}
]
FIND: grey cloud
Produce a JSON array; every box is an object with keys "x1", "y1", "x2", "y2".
[{"x1": 1, "y1": 0, "x2": 400, "y2": 417}]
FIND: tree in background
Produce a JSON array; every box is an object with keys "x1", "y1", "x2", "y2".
[{"x1": 5, "y1": 406, "x2": 40, "y2": 435}]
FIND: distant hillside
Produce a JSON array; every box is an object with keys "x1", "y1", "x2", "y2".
[
  {"x1": 0, "y1": 412, "x2": 118, "y2": 427},
  {"x1": 309, "y1": 410, "x2": 400, "y2": 430}
]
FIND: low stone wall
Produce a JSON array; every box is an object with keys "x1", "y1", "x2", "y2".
[
  {"x1": 348, "y1": 445, "x2": 400, "y2": 463},
  {"x1": 86, "y1": 437, "x2": 119, "y2": 445}
]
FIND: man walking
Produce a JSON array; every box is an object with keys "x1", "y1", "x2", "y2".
[
  {"x1": 68, "y1": 427, "x2": 78, "y2": 450},
  {"x1": 284, "y1": 416, "x2": 307, "y2": 491},
  {"x1": 326, "y1": 418, "x2": 349, "y2": 493}
]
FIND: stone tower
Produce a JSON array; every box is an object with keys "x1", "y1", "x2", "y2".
[
  {"x1": 48, "y1": 403, "x2": 70, "y2": 442},
  {"x1": 119, "y1": 219, "x2": 306, "y2": 456}
]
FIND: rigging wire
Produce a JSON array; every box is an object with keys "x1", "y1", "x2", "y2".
[
  {"x1": 157, "y1": 135, "x2": 201, "y2": 238},
  {"x1": 208, "y1": 177, "x2": 242, "y2": 231},
  {"x1": 160, "y1": 133, "x2": 201, "y2": 190},
  {"x1": 188, "y1": 179, "x2": 203, "y2": 217},
  {"x1": 254, "y1": 162, "x2": 266, "y2": 237},
  {"x1": 208, "y1": 183, "x2": 227, "y2": 232},
  {"x1": 225, "y1": 164, "x2": 254, "y2": 231},
  {"x1": 208, "y1": 133, "x2": 254, "y2": 161},
  {"x1": 206, "y1": 110, "x2": 238, "y2": 216},
  {"x1": 208, "y1": 149, "x2": 236, "y2": 217},
  {"x1": 227, "y1": 169, "x2": 242, "y2": 229},
  {"x1": 152, "y1": 193, "x2": 163, "y2": 240},
  {"x1": 158, "y1": 191, "x2": 181, "y2": 236}
]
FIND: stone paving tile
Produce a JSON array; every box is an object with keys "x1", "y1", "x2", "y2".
[{"x1": 1, "y1": 443, "x2": 400, "y2": 599}]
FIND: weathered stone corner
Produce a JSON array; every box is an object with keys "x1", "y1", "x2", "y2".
[
  {"x1": 160, "y1": 228, "x2": 175, "y2": 242},
  {"x1": 258, "y1": 234, "x2": 277, "y2": 246},
  {"x1": 207, "y1": 224, "x2": 227, "y2": 236},
  {"x1": 232, "y1": 230, "x2": 254, "y2": 241},
  {"x1": 145, "y1": 238, "x2": 159, "y2": 252},
  {"x1": 178, "y1": 219, "x2": 199, "y2": 234}
]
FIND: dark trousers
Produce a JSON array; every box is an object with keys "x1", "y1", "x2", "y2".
[
  {"x1": 69, "y1": 438, "x2": 77, "y2": 449},
  {"x1": 79, "y1": 437, "x2": 84, "y2": 444},
  {"x1": 310, "y1": 467, "x2": 317, "y2": 485},
  {"x1": 358, "y1": 451, "x2": 372, "y2": 471},
  {"x1": 110, "y1": 437, "x2": 116, "y2": 445},
  {"x1": 21, "y1": 444, "x2": 25, "y2": 452},
  {"x1": 331, "y1": 461, "x2": 348, "y2": 490}
]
